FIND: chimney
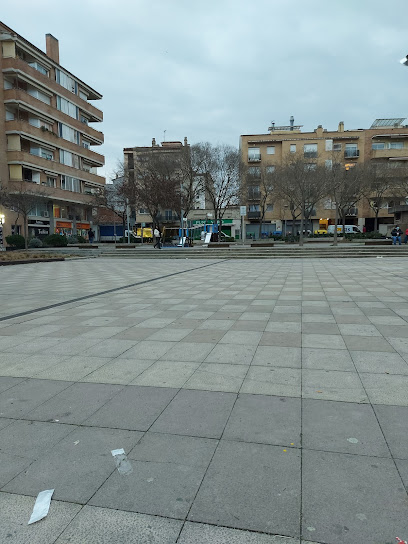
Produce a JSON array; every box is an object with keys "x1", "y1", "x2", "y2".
[
  {"x1": 184, "y1": 137, "x2": 188, "y2": 146},
  {"x1": 152, "y1": 137, "x2": 156, "y2": 147},
  {"x1": 338, "y1": 121, "x2": 344, "y2": 132},
  {"x1": 46, "y1": 33, "x2": 59, "y2": 63},
  {"x1": 290, "y1": 116, "x2": 294, "y2": 131}
]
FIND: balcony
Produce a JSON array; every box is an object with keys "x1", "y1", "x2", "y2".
[
  {"x1": 8, "y1": 180, "x2": 98, "y2": 206},
  {"x1": 345, "y1": 207, "x2": 358, "y2": 216},
  {"x1": 247, "y1": 193, "x2": 261, "y2": 201},
  {"x1": 2, "y1": 57, "x2": 103, "y2": 121},
  {"x1": 248, "y1": 155, "x2": 261, "y2": 162},
  {"x1": 5, "y1": 119, "x2": 104, "y2": 166},
  {"x1": 344, "y1": 149, "x2": 360, "y2": 159},
  {"x1": 247, "y1": 211, "x2": 261, "y2": 220},
  {"x1": 371, "y1": 148, "x2": 408, "y2": 159},
  {"x1": 3, "y1": 89, "x2": 104, "y2": 144},
  {"x1": 304, "y1": 152, "x2": 318, "y2": 159},
  {"x1": 7, "y1": 150, "x2": 105, "y2": 185}
]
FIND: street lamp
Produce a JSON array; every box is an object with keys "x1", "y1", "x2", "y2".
[{"x1": 0, "y1": 213, "x2": 5, "y2": 251}]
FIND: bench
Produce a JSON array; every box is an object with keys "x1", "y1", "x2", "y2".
[
  {"x1": 251, "y1": 242, "x2": 274, "y2": 247},
  {"x1": 364, "y1": 240, "x2": 392, "y2": 246}
]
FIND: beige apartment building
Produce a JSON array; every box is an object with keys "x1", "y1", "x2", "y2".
[
  {"x1": 240, "y1": 118, "x2": 408, "y2": 236},
  {"x1": 0, "y1": 22, "x2": 104, "y2": 242}
]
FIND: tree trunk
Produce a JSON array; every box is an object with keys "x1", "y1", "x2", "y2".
[
  {"x1": 299, "y1": 207, "x2": 304, "y2": 247},
  {"x1": 24, "y1": 214, "x2": 28, "y2": 249},
  {"x1": 333, "y1": 205, "x2": 339, "y2": 246},
  {"x1": 374, "y1": 213, "x2": 378, "y2": 232}
]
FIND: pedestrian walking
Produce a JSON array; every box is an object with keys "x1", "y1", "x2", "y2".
[
  {"x1": 88, "y1": 228, "x2": 95, "y2": 244},
  {"x1": 153, "y1": 227, "x2": 161, "y2": 249},
  {"x1": 391, "y1": 226, "x2": 402, "y2": 245},
  {"x1": 404, "y1": 227, "x2": 408, "y2": 244}
]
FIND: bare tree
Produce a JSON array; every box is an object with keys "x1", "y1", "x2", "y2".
[
  {"x1": 0, "y1": 183, "x2": 48, "y2": 249},
  {"x1": 195, "y1": 143, "x2": 240, "y2": 238},
  {"x1": 274, "y1": 155, "x2": 329, "y2": 246}
]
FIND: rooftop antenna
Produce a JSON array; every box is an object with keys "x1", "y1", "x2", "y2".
[
  {"x1": 270, "y1": 120, "x2": 275, "y2": 131},
  {"x1": 163, "y1": 129, "x2": 166, "y2": 142},
  {"x1": 290, "y1": 116, "x2": 294, "y2": 131}
]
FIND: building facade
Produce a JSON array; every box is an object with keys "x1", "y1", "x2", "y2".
[
  {"x1": 240, "y1": 118, "x2": 408, "y2": 236},
  {"x1": 0, "y1": 22, "x2": 104, "y2": 242}
]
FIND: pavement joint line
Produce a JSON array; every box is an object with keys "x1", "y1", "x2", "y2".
[{"x1": 0, "y1": 259, "x2": 229, "y2": 322}]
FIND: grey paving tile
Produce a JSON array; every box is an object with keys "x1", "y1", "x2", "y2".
[
  {"x1": 89, "y1": 458, "x2": 206, "y2": 519},
  {"x1": 0, "y1": 376, "x2": 25, "y2": 393},
  {"x1": 34, "y1": 355, "x2": 110, "y2": 381},
  {"x1": 302, "y1": 348, "x2": 355, "y2": 371},
  {"x1": 82, "y1": 339, "x2": 139, "y2": 358},
  {"x1": 183, "y1": 363, "x2": 247, "y2": 393},
  {"x1": 160, "y1": 342, "x2": 215, "y2": 362},
  {"x1": 241, "y1": 367, "x2": 301, "y2": 397},
  {"x1": 302, "y1": 323, "x2": 340, "y2": 335},
  {"x1": 0, "y1": 420, "x2": 75, "y2": 458},
  {"x1": 120, "y1": 340, "x2": 174, "y2": 360},
  {"x1": 148, "y1": 328, "x2": 194, "y2": 341},
  {"x1": 0, "y1": 492, "x2": 81, "y2": 544},
  {"x1": 337, "y1": 324, "x2": 382, "y2": 337},
  {"x1": 0, "y1": 378, "x2": 72, "y2": 418},
  {"x1": 302, "y1": 314, "x2": 336, "y2": 323},
  {"x1": 259, "y1": 332, "x2": 301, "y2": 348},
  {"x1": 205, "y1": 344, "x2": 256, "y2": 365},
  {"x1": 188, "y1": 440, "x2": 301, "y2": 536},
  {"x1": 302, "y1": 334, "x2": 347, "y2": 350},
  {"x1": 151, "y1": 389, "x2": 236, "y2": 438},
  {"x1": 28, "y1": 382, "x2": 123, "y2": 424},
  {"x1": 395, "y1": 459, "x2": 408, "y2": 489},
  {"x1": 360, "y1": 373, "x2": 408, "y2": 406},
  {"x1": 129, "y1": 432, "x2": 217, "y2": 467},
  {"x1": 131, "y1": 361, "x2": 199, "y2": 388},
  {"x1": 224, "y1": 394, "x2": 301, "y2": 447},
  {"x1": 82, "y1": 358, "x2": 153, "y2": 385},
  {"x1": 84, "y1": 385, "x2": 177, "y2": 431},
  {"x1": 178, "y1": 522, "x2": 299, "y2": 544},
  {"x1": 112, "y1": 327, "x2": 156, "y2": 340},
  {"x1": 0, "y1": 452, "x2": 33, "y2": 487},
  {"x1": 343, "y1": 335, "x2": 395, "y2": 352},
  {"x1": 55, "y1": 505, "x2": 183, "y2": 544},
  {"x1": 374, "y1": 405, "x2": 408, "y2": 459},
  {"x1": 350, "y1": 350, "x2": 408, "y2": 374},
  {"x1": 252, "y1": 346, "x2": 301, "y2": 368},
  {"x1": 302, "y1": 450, "x2": 408, "y2": 544},
  {"x1": 302, "y1": 370, "x2": 367, "y2": 403},
  {"x1": 302, "y1": 399, "x2": 390, "y2": 456},
  {"x1": 3, "y1": 427, "x2": 142, "y2": 503},
  {"x1": 219, "y1": 330, "x2": 263, "y2": 345},
  {"x1": 334, "y1": 314, "x2": 372, "y2": 324}
]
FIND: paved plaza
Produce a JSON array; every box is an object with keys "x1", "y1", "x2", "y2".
[{"x1": 0, "y1": 257, "x2": 407, "y2": 543}]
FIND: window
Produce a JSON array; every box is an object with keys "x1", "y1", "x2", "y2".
[
  {"x1": 248, "y1": 186, "x2": 260, "y2": 199},
  {"x1": 5, "y1": 108, "x2": 14, "y2": 121},
  {"x1": 324, "y1": 199, "x2": 336, "y2": 209},
  {"x1": 267, "y1": 146, "x2": 275, "y2": 155},
  {"x1": 372, "y1": 142, "x2": 385, "y2": 150},
  {"x1": 248, "y1": 167, "x2": 261, "y2": 178},
  {"x1": 58, "y1": 123, "x2": 80, "y2": 144},
  {"x1": 345, "y1": 143, "x2": 358, "y2": 158},
  {"x1": 30, "y1": 146, "x2": 53, "y2": 161},
  {"x1": 304, "y1": 144, "x2": 317, "y2": 158},
  {"x1": 29, "y1": 117, "x2": 52, "y2": 131},
  {"x1": 28, "y1": 61, "x2": 49, "y2": 76},
  {"x1": 266, "y1": 204, "x2": 273, "y2": 211},
  {"x1": 325, "y1": 159, "x2": 333, "y2": 169},
  {"x1": 60, "y1": 150, "x2": 79, "y2": 168},
  {"x1": 249, "y1": 204, "x2": 260, "y2": 212},
  {"x1": 165, "y1": 210, "x2": 173, "y2": 220},
  {"x1": 304, "y1": 163, "x2": 317, "y2": 171},
  {"x1": 57, "y1": 96, "x2": 78, "y2": 119},
  {"x1": 27, "y1": 87, "x2": 51, "y2": 105},
  {"x1": 266, "y1": 165, "x2": 275, "y2": 174},
  {"x1": 80, "y1": 115, "x2": 89, "y2": 125},
  {"x1": 79, "y1": 90, "x2": 88, "y2": 101},
  {"x1": 22, "y1": 168, "x2": 40, "y2": 183},
  {"x1": 61, "y1": 175, "x2": 81, "y2": 192},
  {"x1": 3, "y1": 79, "x2": 13, "y2": 90},
  {"x1": 290, "y1": 144, "x2": 296, "y2": 153},
  {"x1": 82, "y1": 140, "x2": 91, "y2": 149},
  {"x1": 389, "y1": 142, "x2": 404, "y2": 149},
  {"x1": 325, "y1": 139, "x2": 333, "y2": 151},
  {"x1": 45, "y1": 176, "x2": 56, "y2": 187},
  {"x1": 139, "y1": 208, "x2": 149, "y2": 214},
  {"x1": 333, "y1": 143, "x2": 342, "y2": 151},
  {"x1": 55, "y1": 69, "x2": 77, "y2": 93},
  {"x1": 248, "y1": 147, "x2": 261, "y2": 161}
]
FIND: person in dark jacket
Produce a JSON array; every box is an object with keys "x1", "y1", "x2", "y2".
[{"x1": 391, "y1": 226, "x2": 402, "y2": 245}]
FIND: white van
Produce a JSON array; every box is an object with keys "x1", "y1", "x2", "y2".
[{"x1": 327, "y1": 225, "x2": 361, "y2": 234}]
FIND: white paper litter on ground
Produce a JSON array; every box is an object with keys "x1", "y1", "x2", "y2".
[
  {"x1": 111, "y1": 448, "x2": 133, "y2": 475},
  {"x1": 28, "y1": 489, "x2": 54, "y2": 525}
]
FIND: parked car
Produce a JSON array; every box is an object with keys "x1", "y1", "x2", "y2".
[{"x1": 327, "y1": 225, "x2": 361, "y2": 234}]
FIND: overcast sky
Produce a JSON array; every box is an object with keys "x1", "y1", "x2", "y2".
[{"x1": 2, "y1": 0, "x2": 408, "y2": 180}]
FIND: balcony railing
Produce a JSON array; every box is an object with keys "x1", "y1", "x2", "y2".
[
  {"x1": 346, "y1": 207, "x2": 358, "y2": 216},
  {"x1": 344, "y1": 149, "x2": 359, "y2": 158},
  {"x1": 247, "y1": 211, "x2": 261, "y2": 219},
  {"x1": 248, "y1": 155, "x2": 261, "y2": 162}
]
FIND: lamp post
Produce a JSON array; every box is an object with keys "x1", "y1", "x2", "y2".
[{"x1": 0, "y1": 214, "x2": 5, "y2": 251}]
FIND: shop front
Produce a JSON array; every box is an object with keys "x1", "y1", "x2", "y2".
[
  {"x1": 28, "y1": 219, "x2": 50, "y2": 239},
  {"x1": 76, "y1": 222, "x2": 91, "y2": 238},
  {"x1": 55, "y1": 221, "x2": 73, "y2": 236}
]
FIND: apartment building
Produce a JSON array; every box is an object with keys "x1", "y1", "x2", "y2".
[
  {"x1": 240, "y1": 118, "x2": 408, "y2": 236},
  {"x1": 0, "y1": 22, "x2": 104, "y2": 241}
]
